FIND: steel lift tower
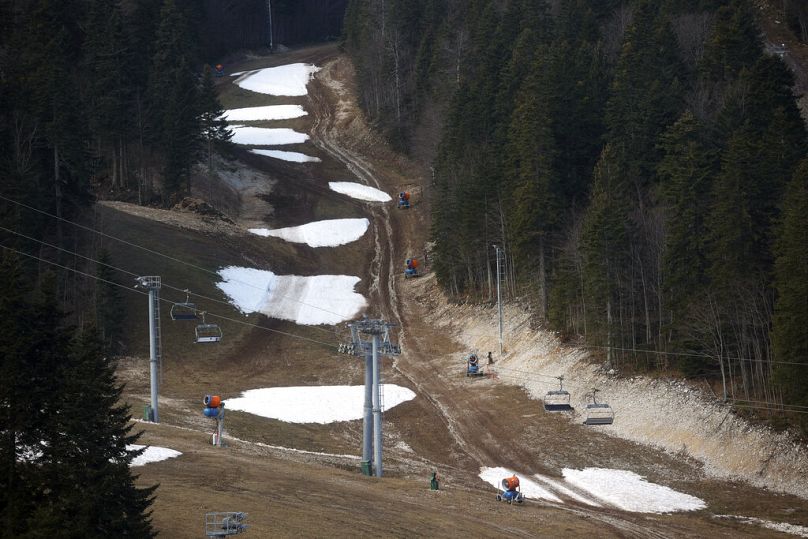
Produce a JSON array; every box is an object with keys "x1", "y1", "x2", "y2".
[
  {"x1": 339, "y1": 317, "x2": 400, "y2": 477},
  {"x1": 136, "y1": 276, "x2": 162, "y2": 423}
]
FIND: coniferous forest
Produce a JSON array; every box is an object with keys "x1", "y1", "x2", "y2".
[{"x1": 344, "y1": 0, "x2": 808, "y2": 433}]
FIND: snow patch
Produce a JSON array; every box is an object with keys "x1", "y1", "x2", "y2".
[
  {"x1": 533, "y1": 473, "x2": 601, "y2": 506},
  {"x1": 235, "y1": 63, "x2": 320, "y2": 96},
  {"x1": 250, "y1": 149, "x2": 321, "y2": 163},
  {"x1": 128, "y1": 444, "x2": 182, "y2": 467},
  {"x1": 226, "y1": 385, "x2": 416, "y2": 424},
  {"x1": 562, "y1": 468, "x2": 705, "y2": 513},
  {"x1": 216, "y1": 266, "x2": 366, "y2": 325},
  {"x1": 478, "y1": 467, "x2": 562, "y2": 502},
  {"x1": 248, "y1": 218, "x2": 369, "y2": 247},
  {"x1": 231, "y1": 126, "x2": 309, "y2": 146},
  {"x1": 328, "y1": 182, "x2": 392, "y2": 202},
  {"x1": 222, "y1": 105, "x2": 307, "y2": 122},
  {"x1": 444, "y1": 294, "x2": 808, "y2": 499},
  {"x1": 714, "y1": 515, "x2": 808, "y2": 538}
]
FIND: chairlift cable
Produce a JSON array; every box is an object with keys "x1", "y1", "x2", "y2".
[
  {"x1": 0, "y1": 216, "x2": 345, "y2": 338},
  {"x1": 0, "y1": 243, "x2": 339, "y2": 350},
  {"x1": 0, "y1": 194, "x2": 367, "y2": 326}
]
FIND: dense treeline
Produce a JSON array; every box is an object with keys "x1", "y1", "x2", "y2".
[
  {"x1": 0, "y1": 1, "x2": 236, "y2": 533},
  {"x1": 345, "y1": 0, "x2": 808, "y2": 433},
  {"x1": 0, "y1": 255, "x2": 156, "y2": 534}
]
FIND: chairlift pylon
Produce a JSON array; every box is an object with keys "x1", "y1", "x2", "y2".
[
  {"x1": 583, "y1": 388, "x2": 614, "y2": 425},
  {"x1": 171, "y1": 289, "x2": 198, "y2": 321},
  {"x1": 544, "y1": 375, "x2": 573, "y2": 411},
  {"x1": 195, "y1": 312, "x2": 222, "y2": 343}
]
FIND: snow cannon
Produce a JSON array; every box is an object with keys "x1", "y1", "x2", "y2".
[
  {"x1": 466, "y1": 353, "x2": 484, "y2": 377},
  {"x1": 398, "y1": 191, "x2": 411, "y2": 209},
  {"x1": 204, "y1": 395, "x2": 222, "y2": 408},
  {"x1": 214, "y1": 63, "x2": 224, "y2": 77},
  {"x1": 495, "y1": 475, "x2": 524, "y2": 504},
  {"x1": 404, "y1": 258, "x2": 419, "y2": 279},
  {"x1": 203, "y1": 395, "x2": 223, "y2": 417},
  {"x1": 503, "y1": 476, "x2": 520, "y2": 491},
  {"x1": 203, "y1": 395, "x2": 226, "y2": 447}
]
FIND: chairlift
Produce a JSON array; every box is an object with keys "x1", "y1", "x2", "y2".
[
  {"x1": 171, "y1": 290, "x2": 198, "y2": 321},
  {"x1": 583, "y1": 388, "x2": 614, "y2": 425},
  {"x1": 544, "y1": 376, "x2": 573, "y2": 411},
  {"x1": 195, "y1": 312, "x2": 222, "y2": 343}
]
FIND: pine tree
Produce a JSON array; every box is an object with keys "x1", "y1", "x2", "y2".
[
  {"x1": 96, "y1": 249, "x2": 125, "y2": 355},
  {"x1": 657, "y1": 111, "x2": 716, "y2": 318},
  {"x1": 198, "y1": 65, "x2": 233, "y2": 173},
  {"x1": 772, "y1": 160, "x2": 808, "y2": 433},
  {"x1": 148, "y1": 0, "x2": 200, "y2": 201},
  {"x1": 36, "y1": 327, "x2": 156, "y2": 537}
]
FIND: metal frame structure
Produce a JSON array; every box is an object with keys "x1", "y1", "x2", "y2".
[
  {"x1": 136, "y1": 276, "x2": 162, "y2": 423},
  {"x1": 205, "y1": 512, "x2": 248, "y2": 537},
  {"x1": 339, "y1": 317, "x2": 400, "y2": 477}
]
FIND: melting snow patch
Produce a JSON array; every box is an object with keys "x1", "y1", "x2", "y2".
[
  {"x1": 328, "y1": 182, "x2": 392, "y2": 202},
  {"x1": 216, "y1": 266, "x2": 366, "y2": 325},
  {"x1": 248, "y1": 218, "x2": 369, "y2": 247},
  {"x1": 562, "y1": 468, "x2": 705, "y2": 513},
  {"x1": 231, "y1": 126, "x2": 309, "y2": 146},
  {"x1": 226, "y1": 385, "x2": 416, "y2": 423},
  {"x1": 714, "y1": 515, "x2": 808, "y2": 538},
  {"x1": 235, "y1": 63, "x2": 320, "y2": 96},
  {"x1": 223, "y1": 105, "x2": 307, "y2": 122},
  {"x1": 250, "y1": 149, "x2": 321, "y2": 163},
  {"x1": 533, "y1": 473, "x2": 601, "y2": 506},
  {"x1": 478, "y1": 467, "x2": 562, "y2": 502},
  {"x1": 128, "y1": 445, "x2": 182, "y2": 467}
]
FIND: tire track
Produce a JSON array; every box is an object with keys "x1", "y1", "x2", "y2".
[{"x1": 307, "y1": 54, "x2": 679, "y2": 539}]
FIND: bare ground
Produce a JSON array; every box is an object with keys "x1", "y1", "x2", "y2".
[{"x1": 110, "y1": 43, "x2": 808, "y2": 538}]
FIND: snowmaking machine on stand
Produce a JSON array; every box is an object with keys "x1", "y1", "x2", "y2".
[
  {"x1": 496, "y1": 474, "x2": 525, "y2": 504},
  {"x1": 397, "y1": 191, "x2": 411, "y2": 209},
  {"x1": 465, "y1": 352, "x2": 485, "y2": 377},
  {"x1": 404, "y1": 257, "x2": 420, "y2": 278}
]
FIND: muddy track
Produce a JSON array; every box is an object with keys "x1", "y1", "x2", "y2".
[{"x1": 305, "y1": 55, "x2": 691, "y2": 539}]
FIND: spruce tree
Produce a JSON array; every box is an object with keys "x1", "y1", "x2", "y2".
[
  {"x1": 148, "y1": 0, "x2": 200, "y2": 201},
  {"x1": 198, "y1": 65, "x2": 233, "y2": 173},
  {"x1": 772, "y1": 160, "x2": 808, "y2": 432},
  {"x1": 96, "y1": 249, "x2": 125, "y2": 355}
]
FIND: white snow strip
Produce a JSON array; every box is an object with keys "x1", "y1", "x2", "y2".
[
  {"x1": 235, "y1": 63, "x2": 320, "y2": 96},
  {"x1": 328, "y1": 181, "x2": 392, "y2": 202},
  {"x1": 714, "y1": 515, "x2": 808, "y2": 538},
  {"x1": 216, "y1": 266, "x2": 366, "y2": 325},
  {"x1": 533, "y1": 473, "x2": 601, "y2": 506},
  {"x1": 562, "y1": 468, "x2": 705, "y2": 513},
  {"x1": 222, "y1": 105, "x2": 307, "y2": 122},
  {"x1": 231, "y1": 126, "x2": 308, "y2": 146},
  {"x1": 250, "y1": 149, "x2": 321, "y2": 163},
  {"x1": 248, "y1": 218, "x2": 369, "y2": 247},
  {"x1": 128, "y1": 444, "x2": 182, "y2": 467},
  {"x1": 226, "y1": 385, "x2": 416, "y2": 424},
  {"x1": 478, "y1": 467, "x2": 562, "y2": 502}
]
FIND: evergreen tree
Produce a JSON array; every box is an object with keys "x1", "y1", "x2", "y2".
[
  {"x1": 198, "y1": 64, "x2": 233, "y2": 173},
  {"x1": 36, "y1": 327, "x2": 156, "y2": 537},
  {"x1": 772, "y1": 160, "x2": 808, "y2": 432},
  {"x1": 96, "y1": 249, "x2": 125, "y2": 355},
  {"x1": 657, "y1": 111, "x2": 716, "y2": 319},
  {"x1": 148, "y1": 0, "x2": 200, "y2": 201}
]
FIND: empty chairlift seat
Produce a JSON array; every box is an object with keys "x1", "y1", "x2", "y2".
[
  {"x1": 195, "y1": 312, "x2": 222, "y2": 344},
  {"x1": 544, "y1": 376, "x2": 573, "y2": 411},
  {"x1": 170, "y1": 290, "x2": 198, "y2": 321},
  {"x1": 583, "y1": 389, "x2": 614, "y2": 425}
]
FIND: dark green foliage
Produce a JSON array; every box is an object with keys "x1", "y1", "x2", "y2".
[
  {"x1": 363, "y1": 0, "x2": 808, "y2": 424},
  {"x1": 772, "y1": 161, "x2": 808, "y2": 432},
  {"x1": 96, "y1": 249, "x2": 126, "y2": 355},
  {"x1": 148, "y1": 0, "x2": 201, "y2": 200},
  {"x1": 0, "y1": 256, "x2": 155, "y2": 537},
  {"x1": 199, "y1": 65, "x2": 234, "y2": 171}
]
